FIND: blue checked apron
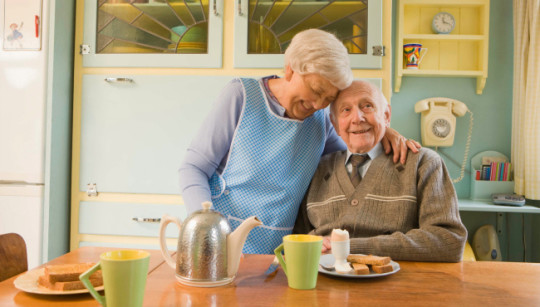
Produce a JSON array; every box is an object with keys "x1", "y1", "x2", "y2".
[{"x1": 209, "y1": 78, "x2": 326, "y2": 254}]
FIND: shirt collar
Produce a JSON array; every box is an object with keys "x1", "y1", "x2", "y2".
[
  {"x1": 346, "y1": 142, "x2": 384, "y2": 164},
  {"x1": 261, "y1": 76, "x2": 286, "y2": 116}
]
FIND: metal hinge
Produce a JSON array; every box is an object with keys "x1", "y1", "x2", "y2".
[
  {"x1": 86, "y1": 183, "x2": 98, "y2": 197},
  {"x1": 372, "y1": 45, "x2": 385, "y2": 56},
  {"x1": 80, "y1": 44, "x2": 90, "y2": 55}
]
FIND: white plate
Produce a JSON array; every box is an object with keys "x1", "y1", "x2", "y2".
[
  {"x1": 319, "y1": 254, "x2": 400, "y2": 278},
  {"x1": 13, "y1": 268, "x2": 104, "y2": 295}
]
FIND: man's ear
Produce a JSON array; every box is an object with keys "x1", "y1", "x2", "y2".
[
  {"x1": 284, "y1": 65, "x2": 293, "y2": 81},
  {"x1": 384, "y1": 105, "x2": 392, "y2": 126}
]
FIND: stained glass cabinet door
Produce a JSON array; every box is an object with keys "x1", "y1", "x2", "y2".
[
  {"x1": 82, "y1": 0, "x2": 223, "y2": 68},
  {"x1": 233, "y1": 0, "x2": 383, "y2": 69}
]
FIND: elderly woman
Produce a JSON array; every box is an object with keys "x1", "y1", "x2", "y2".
[{"x1": 179, "y1": 29, "x2": 419, "y2": 254}]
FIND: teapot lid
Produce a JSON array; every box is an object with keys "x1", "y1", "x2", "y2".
[
  {"x1": 182, "y1": 201, "x2": 230, "y2": 234},
  {"x1": 201, "y1": 201, "x2": 212, "y2": 211}
]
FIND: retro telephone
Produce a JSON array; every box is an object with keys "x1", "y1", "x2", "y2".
[{"x1": 414, "y1": 97, "x2": 473, "y2": 183}]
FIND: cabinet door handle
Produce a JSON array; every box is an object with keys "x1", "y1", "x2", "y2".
[
  {"x1": 238, "y1": 0, "x2": 243, "y2": 16},
  {"x1": 213, "y1": 0, "x2": 219, "y2": 16},
  {"x1": 104, "y1": 77, "x2": 133, "y2": 83},
  {"x1": 132, "y1": 217, "x2": 161, "y2": 223}
]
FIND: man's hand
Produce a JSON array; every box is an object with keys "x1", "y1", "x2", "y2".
[
  {"x1": 321, "y1": 236, "x2": 332, "y2": 254},
  {"x1": 382, "y1": 128, "x2": 422, "y2": 164}
]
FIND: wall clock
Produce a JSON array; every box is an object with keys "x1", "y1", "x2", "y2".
[{"x1": 432, "y1": 12, "x2": 456, "y2": 34}]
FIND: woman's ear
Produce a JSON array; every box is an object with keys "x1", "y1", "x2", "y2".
[{"x1": 284, "y1": 65, "x2": 293, "y2": 81}]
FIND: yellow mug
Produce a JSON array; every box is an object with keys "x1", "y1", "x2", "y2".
[{"x1": 274, "y1": 234, "x2": 322, "y2": 290}]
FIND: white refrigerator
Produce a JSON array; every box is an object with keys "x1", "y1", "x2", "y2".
[{"x1": 0, "y1": 0, "x2": 48, "y2": 269}]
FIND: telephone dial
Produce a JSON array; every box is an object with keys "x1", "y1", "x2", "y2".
[{"x1": 415, "y1": 97, "x2": 473, "y2": 183}]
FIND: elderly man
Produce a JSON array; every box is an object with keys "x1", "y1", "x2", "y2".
[{"x1": 293, "y1": 80, "x2": 467, "y2": 262}]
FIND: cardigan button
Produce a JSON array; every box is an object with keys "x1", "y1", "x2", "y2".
[{"x1": 351, "y1": 199, "x2": 359, "y2": 206}]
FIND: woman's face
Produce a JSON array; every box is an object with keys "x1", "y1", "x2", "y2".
[{"x1": 281, "y1": 69, "x2": 339, "y2": 120}]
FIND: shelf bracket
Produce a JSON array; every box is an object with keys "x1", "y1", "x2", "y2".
[
  {"x1": 394, "y1": 76, "x2": 402, "y2": 92},
  {"x1": 476, "y1": 77, "x2": 486, "y2": 95}
]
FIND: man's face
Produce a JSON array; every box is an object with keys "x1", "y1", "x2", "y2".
[
  {"x1": 281, "y1": 68, "x2": 339, "y2": 120},
  {"x1": 332, "y1": 82, "x2": 391, "y2": 153}
]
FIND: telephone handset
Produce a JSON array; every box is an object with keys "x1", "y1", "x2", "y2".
[{"x1": 414, "y1": 97, "x2": 473, "y2": 183}]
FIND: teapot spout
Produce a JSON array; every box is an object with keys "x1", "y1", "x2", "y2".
[{"x1": 227, "y1": 216, "x2": 262, "y2": 277}]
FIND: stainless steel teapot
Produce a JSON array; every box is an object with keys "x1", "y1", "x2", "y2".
[{"x1": 159, "y1": 201, "x2": 262, "y2": 287}]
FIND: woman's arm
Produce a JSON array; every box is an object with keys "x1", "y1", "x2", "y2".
[{"x1": 178, "y1": 80, "x2": 244, "y2": 214}]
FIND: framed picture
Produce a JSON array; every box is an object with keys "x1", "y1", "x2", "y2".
[{"x1": 3, "y1": 0, "x2": 42, "y2": 50}]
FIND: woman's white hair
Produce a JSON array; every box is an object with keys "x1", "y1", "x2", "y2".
[{"x1": 284, "y1": 29, "x2": 353, "y2": 90}]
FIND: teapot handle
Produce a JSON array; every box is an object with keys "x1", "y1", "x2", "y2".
[{"x1": 159, "y1": 214, "x2": 182, "y2": 269}]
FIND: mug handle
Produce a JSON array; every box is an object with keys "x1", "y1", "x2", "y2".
[
  {"x1": 418, "y1": 48, "x2": 428, "y2": 64},
  {"x1": 159, "y1": 214, "x2": 183, "y2": 269},
  {"x1": 80, "y1": 262, "x2": 106, "y2": 306},
  {"x1": 274, "y1": 243, "x2": 287, "y2": 277}
]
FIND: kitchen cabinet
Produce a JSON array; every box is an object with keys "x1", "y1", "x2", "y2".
[
  {"x1": 71, "y1": 0, "x2": 394, "y2": 250},
  {"x1": 79, "y1": 74, "x2": 232, "y2": 195},
  {"x1": 81, "y1": 0, "x2": 224, "y2": 68},
  {"x1": 233, "y1": 0, "x2": 383, "y2": 68},
  {"x1": 394, "y1": 0, "x2": 490, "y2": 94}
]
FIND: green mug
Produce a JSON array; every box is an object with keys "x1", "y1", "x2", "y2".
[
  {"x1": 80, "y1": 250, "x2": 150, "y2": 307},
  {"x1": 274, "y1": 234, "x2": 323, "y2": 290}
]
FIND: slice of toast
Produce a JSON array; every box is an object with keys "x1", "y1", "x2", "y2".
[
  {"x1": 351, "y1": 263, "x2": 370, "y2": 275},
  {"x1": 44, "y1": 263, "x2": 101, "y2": 283},
  {"x1": 347, "y1": 254, "x2": 391, "y2": 266},
  {"x1": 372, "y1": 263, "x2": 394, "y2": 274},
  {"x1": 38, "y1": 274, "x2": 103, "y2": 291}
]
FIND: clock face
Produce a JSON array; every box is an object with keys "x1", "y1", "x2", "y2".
[
  {"x1": 431, "y1": 118, "x2": 451, "y2": 138},
  {"x1": 432, "y1": 12, "x2": 456, "y2": 34}
]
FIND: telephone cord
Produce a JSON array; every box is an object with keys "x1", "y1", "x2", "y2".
[{"x1": 452, "y1": 110, "x2": 473, "y2": 183}]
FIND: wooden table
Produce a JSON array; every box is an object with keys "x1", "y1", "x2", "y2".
[{"x1": 1, "y1": 247, "x2": 540, "y2": 306}]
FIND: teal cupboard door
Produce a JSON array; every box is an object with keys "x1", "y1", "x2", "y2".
[
  {"x1": 233, "y1": 0, "x2": 383, "y2": 69},
  {"x1": 81, "y1": 0, "x2": 223, "y2": 68},
  {"x1": 79, "y1": 75, "x2": 233, "y2": 194}
]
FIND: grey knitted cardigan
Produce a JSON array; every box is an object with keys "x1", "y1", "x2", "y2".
[{"x1": 293, "y1": 147, "x2": 467, "y2": 262}]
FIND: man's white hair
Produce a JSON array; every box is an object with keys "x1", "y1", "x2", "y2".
[
  {"x1": 284, "y1": 29, "x2": 353, "y2": 90},
  {"x1": 330, "y1": 80, "x2": 389, "y2": 123}
]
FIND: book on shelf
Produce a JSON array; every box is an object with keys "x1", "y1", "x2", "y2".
[{"x1": 480, "y1": 162, "x2": 512, "y2": 181}]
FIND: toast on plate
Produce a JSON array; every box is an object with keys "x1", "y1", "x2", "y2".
[
  {"x1": 38, "y1": 263, "x2": 102, "y2": 291},
  {"x1": 347, "y1": 254, "x2": 391, "y2": 266}
]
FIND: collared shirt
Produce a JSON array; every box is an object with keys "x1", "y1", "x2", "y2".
[{"x1": 345, "y1": 143, "x2": 384, "y2": 179}]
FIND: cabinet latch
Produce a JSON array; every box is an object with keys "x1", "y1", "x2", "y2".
[
  {"x1": 372, "y1": 45, "x2": 385, "y2": 56},
  {"x1": 80, "y1": 44, "x2": 90, "y2": 55},
  {"x1": 86, "y1": 183, "x2": 98, "y2": 197}
]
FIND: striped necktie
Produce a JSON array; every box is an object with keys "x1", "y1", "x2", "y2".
[{"x1": 349, "y1": 154, "x2": 369, "y2": 187}]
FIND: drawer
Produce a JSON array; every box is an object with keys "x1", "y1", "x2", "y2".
[{"x1": 79, "y1": 201, "x2": 187, "y2": 238}]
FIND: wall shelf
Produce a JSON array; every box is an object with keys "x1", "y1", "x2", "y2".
[
  {"x1": 394, "y1": 0, "x2": 490, "y2": 94},
  {"x1": 459, "y1": 199, "x2": 540, "y2": 214}
]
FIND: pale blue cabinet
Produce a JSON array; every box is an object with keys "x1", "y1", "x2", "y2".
[{"x1": 79, "y1": 74, "x2": 234, "y2": 194}]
